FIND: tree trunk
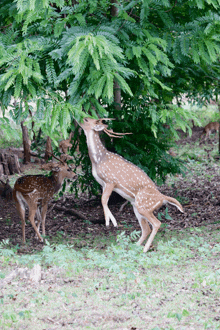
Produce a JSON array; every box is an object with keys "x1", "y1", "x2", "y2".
[
  {"x1": 36, "y1": 128, "x2": 42, "y2": 143},
  {"x1": 0, "y1": 164, "x2": 4, "y2": 177},
  {"x1": 45, "y1": 136, "x2": 53, "y2": 161},
  {"x1": 0, "y1": 153, "x2": 10, "y2": 175},
  {"x1": 113, "y1": 80, "x2": 121, "y2": 111},
  {"x1": 0, "y1": 153, "x2": 21, "y2": 175},
  {"x1": 111, "y1": 0, "x2": 119, "y2": 16},
  {"x1": 111, "y1": 1, "x2": 121, "y2": 111},
  {"x1": 9, "y1": 154, "x2": 21, "y2": 174},
  {"x1": 29, "y1": 109, "x2": 36, "y2": 141},
  {"x1": 21, "y1": 121, "x2": 31, "y2": 163},
  {"x1": 218, "y1": 104, "x2": 220, "y2": 155}
]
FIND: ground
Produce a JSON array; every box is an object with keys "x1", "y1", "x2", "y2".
[
  {"x1": 1, "y1": 126, "x2": 220, "y2": 330},
  {"x1": 0, "y1": 125, "x2": 220, "y2": 251}
]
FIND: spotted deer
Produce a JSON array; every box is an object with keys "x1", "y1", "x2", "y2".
[
  {"x1": 59, "y1": 132, "x2": 73, "y2": 154},
  {"x1": 200, "y1": 121, "x2": 219, "y2": 141},
  {"x1": 80, "y1": 118, "x2": 184, "y2": 252},
  {"x1": 13, "y1": 156, "x2": 76, "y2": 243}
]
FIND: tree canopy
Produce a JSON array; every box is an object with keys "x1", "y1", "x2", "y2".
[{"x1": 1, "y1": 0, "x2": 220, "y2": 184}]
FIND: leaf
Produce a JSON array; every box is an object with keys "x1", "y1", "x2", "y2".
[
  {"x1": 4, "y1": 75, "x2": 16, "y2": 91},
  {"x1": 182, "y1": 309, "x2": 189, "y2": 316},
  {"x1": 14, "y1": 74, "x2": 23, "y2": 99},
  {"x1": 175, "y1": 313, "x2": 182, "y2": 321},
  {"x1": 165, "y1": 208, "x2": 173, "y2": 220},
  {"x1": 51, "y1": 104, "x2": 60, "y2": 131},
  {"x1": 59, "y1": 104, "x2": 71, "y2": 138},
  {"x1": 114, "y1": 73, "x2": 133, "y2": 96},
  {"x1": 91, "y1": 47, "x2": 100, "y2": 70},
  {"x1": 54, "y1": 20, "x2": 65, "y2": 37},
  {"x1": 167, "y1": 312, "x2": 175, "y2": 318},
  {"x1": 142, "y1": 47, "x2": 157, "y2": 66},
  {"x1": 103, "y1": 73, "x2": 113, "y2": 100},
  {"x1": 132, "y1": 46, "x2": 142, "y2": 58},
  {"x1": 27, "y1": 81, "x2": 36, "y2": 98}
]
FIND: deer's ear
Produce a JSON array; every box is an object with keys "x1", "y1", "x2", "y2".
[
  {"x1": 51, "y1": 166, "x2": 61, "y2": 173},
  {"x1": 93, "y1": 124, "x2": 105, "y2": 132}
]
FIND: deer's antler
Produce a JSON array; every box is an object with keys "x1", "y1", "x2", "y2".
[
  {"x1": 48, "y1": 152, "x2": 66, "y2": 165},
  {"x1": 103, "y1": 128, "x2": 132, "y2": 138},
  {"x1": 100, "y1": 118, "x2": 115, "y2": 122},
  {"x1": 99, "y1": 118, "x2": 132, "y2": 138}
]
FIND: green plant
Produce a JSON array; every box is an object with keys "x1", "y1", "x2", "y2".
[{"x1": 1, "y1": 0, "x2": 220, "y2": 195}]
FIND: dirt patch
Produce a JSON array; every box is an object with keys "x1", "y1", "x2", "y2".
[{"x1": 176, "y1": 126, "x2": 203, "y2": 144}]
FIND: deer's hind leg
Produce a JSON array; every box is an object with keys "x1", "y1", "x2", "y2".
[
  {"x1": 25, "y1": 196, "x2": 43, "y2": 242},
  {"x1": 14, "y1": 192, "x2": 26, "y2": 243},
  {"x1": 133, "y1": 205, "x2": 151, "y2": 246},
  {"x1": 135, "y1": 191, "x2": 162, "y2": 252},
  {"x1": 136, "y1": 207, "x2": 161, "y2": 252},
  {"x1": 41, "y1": 202, "x2": 49, "y2": 236}
]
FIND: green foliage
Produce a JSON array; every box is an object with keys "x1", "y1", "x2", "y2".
[
  {"x1": 53, "y1": 24, "x2": 135, "y2": 108},
  {"x1": 1, "y1": 0, "x2": 220, "y2": 190},
  {"x1": 105, "y1": 96, "x2": 186, "y2": 183},
  {"x1": 185, "y1": 103, "x2": 220, "y2": 127},
  {"x1": 0, "y1": 117, "x2": 22, "y2": 147}
]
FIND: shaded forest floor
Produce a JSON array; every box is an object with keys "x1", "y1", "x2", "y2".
[{"x1": 0, "y1": 125, "x2": 220, "y2": 251}]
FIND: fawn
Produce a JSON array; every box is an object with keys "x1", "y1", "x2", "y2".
[
  {"x1": 13, "y1": 159, "x2": 76, "y2": 243},
  {"x1": 200, "y1": 122, "x2": 219, "y2": 141}
]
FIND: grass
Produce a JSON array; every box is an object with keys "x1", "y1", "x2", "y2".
[
  {"x1": 175, "y1": 140, "x2": 219, "y2": 162},
  {"x1": 0, "y1": 224, "x2": 220, "y2": 330}
]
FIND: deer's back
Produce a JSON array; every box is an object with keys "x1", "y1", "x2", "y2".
[
  {"x1": 13, "y1": 175, "x2": 55, "y2": 201},
  {"x1": 205, "y1": 122, "x2": 219, "y2": 131},
  {"x1": 96, "y1": 152, "x2": 157, "y2": 195}
]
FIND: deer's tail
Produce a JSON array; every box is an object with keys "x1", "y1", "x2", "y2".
[{"x1": 165, "y1": 196, "x2": 184, "y2": 213}]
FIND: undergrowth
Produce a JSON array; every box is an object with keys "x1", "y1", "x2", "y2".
[
  {"x1": 1, "y1": 227, "x2": 220, "y2": 272},
  {"x1": 0, "y1": 227, "x2": 220, "y2": 329}
]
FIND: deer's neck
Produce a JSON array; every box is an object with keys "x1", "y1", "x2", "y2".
[
  {"x1": 85, "y1": 130, "x2": 107, "y2": 164},
  {"x1": 51, "y1": 173, "x2": 63, "y2": 193}
]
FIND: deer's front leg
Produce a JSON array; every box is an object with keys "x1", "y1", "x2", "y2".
[
  {"x1": 101, "y1": 183, "x2": 118, "y2": 227},
  {"x1": 41, "y1": 203, "x2": 48, "y2": 236}
]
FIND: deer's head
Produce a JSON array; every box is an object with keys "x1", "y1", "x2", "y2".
[{"x1": 80, "y1": 118, "x2": 131, "y2": 138}]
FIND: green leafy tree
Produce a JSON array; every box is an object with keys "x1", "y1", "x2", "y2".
[{"x1": 1, "y1": 0, "x2": 220, "y2": 190}]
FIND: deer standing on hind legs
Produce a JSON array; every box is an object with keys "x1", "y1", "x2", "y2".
[
  {"x1": 79, "y1": 118, "x2": 184, "y2": 253},
  {"x1": 13, "y1": 156, "x2": 76, "y2": 243}
]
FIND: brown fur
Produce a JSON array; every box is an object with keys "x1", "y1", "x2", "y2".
[
  {"x1": 200, "y1": 122, "x2": 219, "y2": 141},
  {"x1": 13, "y1": 163, "x2": 76, "y2": 243}
]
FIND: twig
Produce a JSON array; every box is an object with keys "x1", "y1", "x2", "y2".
[{"x1": 54, "y1": 205, "x2": 87, "y2": 220}]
